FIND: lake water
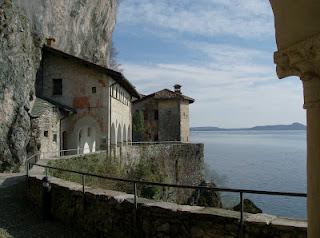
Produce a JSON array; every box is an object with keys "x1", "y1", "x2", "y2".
[{"x1": 190, "y1": 130, "x2": 307, "y2": 219}]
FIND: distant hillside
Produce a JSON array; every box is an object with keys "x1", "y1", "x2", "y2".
[{"x1": 191, "y1": 122, "x2": 306, "y2": 131}]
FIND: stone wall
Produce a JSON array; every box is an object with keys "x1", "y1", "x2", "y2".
[
  {"x1": 180, "y1": 100, "x2": 190, "y2": 142},
  {"x1": 119, "y1": 143, "x2": 204, "y2": 203},
  {"x1": 158, "y1": 100, "x2": 181, "y2": 141},
  {"x1": 31, "y1": 104, "x2": 61, "y2": 157},
  {"x1": 27, "y1": 175, "x2": 307, "y2": 238}
]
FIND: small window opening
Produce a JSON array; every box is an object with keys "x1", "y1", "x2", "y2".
[
  {"x1": 53, "y1": 134, "x2": 57, "y2": 142},
  {"x1": 154, "y1": 110, "x2": 159, "y2": 120},
  {"x1": 44, "y1": 131, "x2": 48, "y2": 137},
  {"x1": 52, "y1": 78, "x2": 62, "y2": 95},
  {"x1": 92, "y1": 87, "x2": 96, "y2": 94},
  {"x1": 88, "y1": 127, "x2": 91, "y2": 137}
]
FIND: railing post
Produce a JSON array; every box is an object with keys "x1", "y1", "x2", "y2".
[
  {"x1": 82, "y1": 174, "x2": 85, "y2": 195},
  {"x1": 239, "y1": 192, "x2": 244, "y2": 238}
]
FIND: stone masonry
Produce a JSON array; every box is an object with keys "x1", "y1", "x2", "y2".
[{"x1": 27, "y1": 174, "x2": 307, "y2": 238}]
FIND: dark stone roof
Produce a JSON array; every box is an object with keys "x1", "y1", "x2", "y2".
[
  {"x1": 31, "y1": 97, "x2": 76, "y2": 118},
  {"x1": 43, "y1": 46, "x2": 140, "y2": 99},
  {"x1": 133, "y1": 89, "x2": 195, "y2": 104}
]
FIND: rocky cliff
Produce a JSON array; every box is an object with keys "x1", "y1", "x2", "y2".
[{"x1": 0, "y1": 0, "x2": 117, "y2": 171}]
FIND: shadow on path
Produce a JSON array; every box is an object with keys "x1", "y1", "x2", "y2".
[{"x1": 0, "y1": 176, "x2": 85, "y2": 238}]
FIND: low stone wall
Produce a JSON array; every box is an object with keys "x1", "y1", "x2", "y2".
[{"x1": 27, "y1": 175, "x2": 307, "y2": 238}]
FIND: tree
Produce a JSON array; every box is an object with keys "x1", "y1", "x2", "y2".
[
  {"x1": 109, "y1": 40, "x2": 122, "y2": 72},
  {"x1": 132, "y1": 111, "x2": 144, "y2": 141}
]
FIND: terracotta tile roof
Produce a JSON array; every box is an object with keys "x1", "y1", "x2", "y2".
[{"x1": 133, "y1": 89, "x2": 195, "y2": 104}]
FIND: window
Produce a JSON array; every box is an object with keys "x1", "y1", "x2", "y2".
[
  {"x1": 44, "y1": 131, "x2": 48, "y2": 137},
  {"x1": 144, "y1": 110, "x2": 148, "y2": 120},
  {"x1": 154, "y1": 110, "x2": 159, "y2": 120},
  {"x1": 53, "y1": 134, "x2": 57, "y2": 142},
  {"x1": 52, "y1": 78, "x2": 62, "y2": 95},
  {"x1": 88, "y1": 127, "x2": 91, "y2": 137},
  {"x1": 92, "y1": 87, "x2": 96, "y2": 94}
]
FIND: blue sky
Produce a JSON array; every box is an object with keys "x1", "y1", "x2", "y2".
[{"x1": 113, "y1": 0, "x2": 305, "y2": 128}]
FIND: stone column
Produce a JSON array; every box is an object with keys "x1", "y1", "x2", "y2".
[{"x1": 274, "y1": 34, "x2": 320, "y2": 238}]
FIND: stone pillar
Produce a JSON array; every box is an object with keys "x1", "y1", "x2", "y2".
[{"x1": 274, "y1": 34, "x2": 320, "y2": 237}]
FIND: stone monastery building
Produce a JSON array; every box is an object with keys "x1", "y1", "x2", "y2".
[
  {"x1": 31, "y1": 45, "x2": 140, "y2": 155},
  {"x1": 133, "y1": 85, "x2": 194, "y2": 142}
]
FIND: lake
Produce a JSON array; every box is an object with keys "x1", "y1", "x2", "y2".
[{"x1": 190, "y1": 130, "x2": 307, "y2": 219}]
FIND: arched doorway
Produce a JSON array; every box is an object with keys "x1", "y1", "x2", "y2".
[
  {"x1": 61, "y1": 131, "x2": 67, "y2": 156},
  {"x1": 78, "y1": 126, "x2": 96, "y2": 154}
]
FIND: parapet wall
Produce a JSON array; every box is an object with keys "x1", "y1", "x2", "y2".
[{"x1": 27, "y1": 175, "x2": 307, "y2": 238}]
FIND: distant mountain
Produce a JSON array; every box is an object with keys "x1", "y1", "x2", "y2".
[{"x1": 191, "y1": 122, "x2": 306, "y2": 131}]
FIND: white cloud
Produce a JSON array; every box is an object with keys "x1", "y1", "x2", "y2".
[
  {"x1": 124, "y1": 61, "x2": 304, "y2": 127},
  {"x1": 118, "y1": 0, "x2": 274, "y2": 39},
  {"x1": 116, "y1": 1, "x2": 304, "y2": 127}
]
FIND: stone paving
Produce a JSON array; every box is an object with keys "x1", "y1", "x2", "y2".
[{"x1": 0, "y1": 173, "x2": 85, "y2": 238}]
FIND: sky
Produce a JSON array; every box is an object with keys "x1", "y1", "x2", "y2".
[{"x1": 113, "y1": 0, "x2": 305, "y2": 128}]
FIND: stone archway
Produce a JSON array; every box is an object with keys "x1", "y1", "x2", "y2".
[{"x1": 73, "y1": 116, "x2": 100, "y2": 154}]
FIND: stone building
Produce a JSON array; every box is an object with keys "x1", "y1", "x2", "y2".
[
  {"x1": 132, "y1": 85, "x2": 194, "y2": 142},
  {"x1": 32, "y1": 45, "x2": 139, "y2": 155}
]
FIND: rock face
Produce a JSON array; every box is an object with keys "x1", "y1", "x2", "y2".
[
  {"x1": 233, "y1": 198, "x2": 263, "y2": 214},
  {"x1": 187, "y1": 181, "x2": 222, "y2": 208},
  {"x1": 0, "y1": 0, "x2": 117, "y2": 171}
]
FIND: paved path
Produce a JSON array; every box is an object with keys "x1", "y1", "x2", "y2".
[{"x1": 0, "y1": 173, "x2": 85, "y2": 238}]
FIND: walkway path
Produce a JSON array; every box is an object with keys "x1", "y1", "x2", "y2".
[{"x1": 0, "y1": 173, "x2": 85, "y2": 238}]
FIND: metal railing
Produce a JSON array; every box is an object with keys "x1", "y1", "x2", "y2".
[
  {"x1": 27, "y1": 161, "x2": 307, "y2": 238},
  {"x1": 25, "y1": 148, "x2": 86, "y2": 173}
]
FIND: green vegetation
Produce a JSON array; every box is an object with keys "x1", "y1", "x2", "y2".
[
  {"x1": 132, "y1": 111, "x2": 144, "y2": 141},
  {"x1": 47, "y1": 152, "x2": 167, "y2": 200}
]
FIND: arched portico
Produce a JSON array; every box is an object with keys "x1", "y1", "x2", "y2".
[
  {"x1": 117, "y1": 124, "x2": 122, "y2": 147},
  {"x1": 123, "y1": 125, "x2": 127, "y2": 144},
  {"x1": 73, "y1": 116, "x2": 100, "y2": 154},
  {"x1": 270, "y1": 1, "x2": 320, "y2": 236},
  {"x1": 111, "y1": 123, "x2": 116, "y2": 146},
  {"x1": 128, "y1": 125, "x2": 131, "y2": 143}
]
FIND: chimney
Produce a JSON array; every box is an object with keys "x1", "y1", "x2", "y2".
[
  {"x1": 174, "y1": 84, "x2": 182, "y2": 94},
  {"x1": 46, "y1": 37, "x2": 56, "y2": 47}
]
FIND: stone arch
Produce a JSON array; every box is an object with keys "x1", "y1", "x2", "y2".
[
  {"x1": 117, "y1": 124, "x2": 122, "y2": 146},
  {"x1": 111, "y1": 123, "x2": 116, "y2": 145},
  {"x1": 123, "y1": 124, "x2": 127, "y2": 144},
  {"x1": 74, "y1": 116, "x2": 99, "y2": 154}
]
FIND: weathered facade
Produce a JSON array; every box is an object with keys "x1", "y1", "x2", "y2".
[
  {"x1": 34, "y1": 45, "x2": 139, "y2": 155},
  {"x1": 133, "y1": 85, "x2": 194, "y2": 142},
  {"x1": 30, "y1": 97, "x2": 74, "y2": 157}
]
